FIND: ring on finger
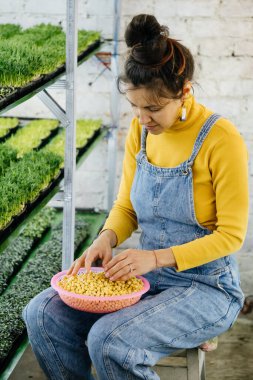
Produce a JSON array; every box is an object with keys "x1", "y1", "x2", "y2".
[{"x1": 128, "y1": 264, "x2": 133, "y2": 273}]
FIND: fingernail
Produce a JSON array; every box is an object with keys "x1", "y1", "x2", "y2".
[
  {"x1": 110, "y1": 277, "x2": 114, "y2": 281},
  {"x1": 105, "y1": 272, "x2": 109, "y2": 278}
]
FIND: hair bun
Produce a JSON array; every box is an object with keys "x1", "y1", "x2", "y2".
[{"x1": 125, "y1": 14, "x2": 168, "y2": 47}]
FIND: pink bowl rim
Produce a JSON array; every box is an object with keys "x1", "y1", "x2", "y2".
[{"x1": 51, "y1": 267, "x2": 150, "y2": 301}]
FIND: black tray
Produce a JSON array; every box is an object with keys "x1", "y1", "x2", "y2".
[
  {"x1": 76, "y1": 128, "x2": 101, "y2": 160},
  {"x1": 0, "y1": 124, "x2": 20, "y2": 143},
  {"x1": 0, "y1": 171, "x2": 62, "y2": 244},
  {"x1": 0, "y1": 226, "x2": 50, "y2": 296},
  {"x1": 0, "y1": 125, "x2": 104, "y2": 246},
  {"x1": 34, "y1": 126, "x2": 61, "y2": 151},
  {"x1": 0, "y1": 330, "x2": 27, "y2": 374}
]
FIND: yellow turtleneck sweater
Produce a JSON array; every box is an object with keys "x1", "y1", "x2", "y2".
[{"x1": 102, "y1": 95, "x2": 249, "y2": 271}]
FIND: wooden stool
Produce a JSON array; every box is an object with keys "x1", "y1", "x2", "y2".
[
  {"x1": 91, "y1": 343, "x2": 217, "y2": 379},
  {"x1": 154, "y1": 348, "x2": 205, "y2": 380},
  {"x1": 91, "y1": 349, "x2": 205, "y2": 380}
]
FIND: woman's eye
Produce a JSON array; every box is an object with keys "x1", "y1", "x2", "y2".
[
  {"x1": 149, "y1": 108, "x2": 161, "y2": 112},
  {"x1": 130, "y1": 104, "x2": 161, "y2": 112}
]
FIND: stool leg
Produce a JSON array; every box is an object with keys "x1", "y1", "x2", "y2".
[
  {"x1": 187, "y1": 348, "x2": 206, "y2": 380},
  {"x1": 199, "y1": 350, "x2": 206, "y2": 380}
]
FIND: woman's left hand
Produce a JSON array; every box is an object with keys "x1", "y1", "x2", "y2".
[{"x1": 104, "y1": 249, "x2": 156, "y2": 281}]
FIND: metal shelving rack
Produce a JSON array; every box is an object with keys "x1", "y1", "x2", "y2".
[
  {"x1": 62, "y1": 0, "x2": 78, "y2": 269},
  {"x1": 107, "y1": 0, "x2": 121, "y2": 211},
  {"x1": 0, "y1": 0, "x2": 121, "y2": 377},
  {"x1": 61, "y1": 0, "x2": 121, "y2": 269},
  {"x1": 0, "y1": 0, "x2": 121, "y2": 268},
  {"x1": 0, "y1": 21, "x2": 103, "y2": 250}
]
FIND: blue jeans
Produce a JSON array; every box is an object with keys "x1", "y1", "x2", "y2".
[{"x1": 22, "y1": 265, "x2": 243, "y2": 380}]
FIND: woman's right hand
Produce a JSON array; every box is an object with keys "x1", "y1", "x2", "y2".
[{"x1": 66, "y1": 229, "x2": 117, "y2": 275}]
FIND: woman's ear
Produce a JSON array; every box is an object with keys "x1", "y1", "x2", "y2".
[{"x1": 182, "y1": 81, "x2": 192, "y2": 100}]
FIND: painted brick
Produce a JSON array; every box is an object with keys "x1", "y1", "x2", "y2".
[
  {"x1": 4, "y1": 95, "x2": 52, "y2": 118},
  {"x1": 154, "y1": 0, "x2": 219, "y2": 17},
  {"x1": 196, "y1": 56, "x2": 253, "y2": 79},
  {"x1": 82, "y1": 0, "x2": 114, "y2": 17},
  {"x1": 23, "y1": 0, "x2": 65, "y2": 14},
  {"x1": 196, "y1": 37, "x2": 253, "y2": 58},
  {"x1": 122, "y1": 0, "x2": 154, "y2": 16},
  {"x1": 197, "y1": 96, "x2": 250, "y2": 123},
  {"x1": 189, "y1": 18, "x2": 253, "y2": 38},
  {"x1": 218, "y1": 79, "x2": 253, "y2": 97},
  {"x1": 78, "y1": 15, "x2": 98, "y2": 31},
  {"x1": 195, "y1": 79, "x2": 253, "y2": 105},
  {"x1": 233, "y1": 39, "x2": 253, "y2": 56},
  {"x1": 219, "y1": 0, "x2": 253, "y2": 17},
  {"x1": 0, "y1": 14, "x2": 65, "y2": 28},
  {"x1": 194, "y1": 79, "x2": 220, "y2": 98},
  {"x1": 0, "y1": 0, "x2": 26, "y2": 13},
  {"x1": 196, "y1": 37, "x2": 236, "y2": 57}
]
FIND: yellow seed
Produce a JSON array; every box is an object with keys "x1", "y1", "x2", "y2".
[{"x1": 58, "y1": 271, "x2": 143, "y2": 297}]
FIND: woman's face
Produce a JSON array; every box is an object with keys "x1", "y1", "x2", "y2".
[{"x1": 125, "y1": 86, "x2": 183, "y2": 135}]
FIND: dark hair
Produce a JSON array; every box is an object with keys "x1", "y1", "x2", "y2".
[{"x1": 118, "y1": 14, "x2": 195, "y2": 101}]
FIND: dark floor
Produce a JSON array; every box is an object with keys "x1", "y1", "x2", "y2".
[{"x1": 8, "y1": 312, "x2": 253, "y2": 380}]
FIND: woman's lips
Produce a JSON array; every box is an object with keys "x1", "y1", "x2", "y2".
[{"x1": 145, "y1": 124, "x2": 158, "y2": 129}]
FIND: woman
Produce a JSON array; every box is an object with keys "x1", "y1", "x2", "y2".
[{"x1": 23, "y1": 14, "x2": 249, "y2": 380}]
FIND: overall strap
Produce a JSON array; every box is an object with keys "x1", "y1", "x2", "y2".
[
  {"x1": 188, "y1": 113, "x2": 221, "y2": 165},
  {"x1": 140, "y1": 126, "x2": 148, "y2": 152}
]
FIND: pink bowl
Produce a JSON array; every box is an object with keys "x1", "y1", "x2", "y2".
[{"x1": 51, "y1": 267, "x2": 150, "y2": 313}]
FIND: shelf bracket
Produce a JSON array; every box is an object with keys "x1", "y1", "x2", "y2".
[
  {"x1": 37, "y1": 89, "x2": 70, "y2": 127},
  {"x1": 52, "y1": 191, "x2": 64, "y2": 202},
  {"x1": 49, "y1": 79, "x2": 67, "y2": 90}
]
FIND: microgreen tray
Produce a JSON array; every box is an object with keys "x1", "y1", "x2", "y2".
[
  {"x1": 0, "y1": 209, "x2": 107, "y2": 380},
  {"x1": 0, "y1": 39, "x2": 101, "y2": 115}
]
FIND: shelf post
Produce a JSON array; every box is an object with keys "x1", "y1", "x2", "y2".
[
  {"x1": 62, "y1": 0, "x2": 78, "y2": 270},
  {"x1": 107, "y1": 0, "x2": 121, "y2": 211}
]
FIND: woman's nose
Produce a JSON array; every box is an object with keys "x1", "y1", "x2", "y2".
[{"x1": 138, "y1": 109, "x2": 152, "y2": 125}]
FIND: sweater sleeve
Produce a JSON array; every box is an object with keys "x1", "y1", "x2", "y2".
[
  {"x1": 101, "y1": 119, "x2": 139, "y2": 245},
  {"x1": 171, "y1": 132, "x2": 249, "y2": 272}
]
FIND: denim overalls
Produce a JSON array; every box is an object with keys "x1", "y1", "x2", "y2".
[
  {"x1": 23, "y1": 114, "x2": 244, "y2": 380},
  {"x1": 131, "y1": 113, "x2": 244, "y2": 303}
]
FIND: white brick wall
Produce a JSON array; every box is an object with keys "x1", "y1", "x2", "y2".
[{"x1": 0, "y1": 1, "x2": 252, "y2": 262}]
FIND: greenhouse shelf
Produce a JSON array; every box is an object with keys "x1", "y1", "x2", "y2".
[
  {"x1": 0, "y1": 126, "x2": 107, "y2": 252},
  {"x1": 0, "y1": 208, "x2": 107, "y2": 380},
  {"x1": 0, "y1": 39, "x2": 101, "y2": 116}
]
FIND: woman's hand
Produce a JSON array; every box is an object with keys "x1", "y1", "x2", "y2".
[
  {"x1": 104, "y1": 249, "x2": 157, "y2": 281},
  {"x1": 67, "y1": 230, "x2": 117, "y2": 275}
]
